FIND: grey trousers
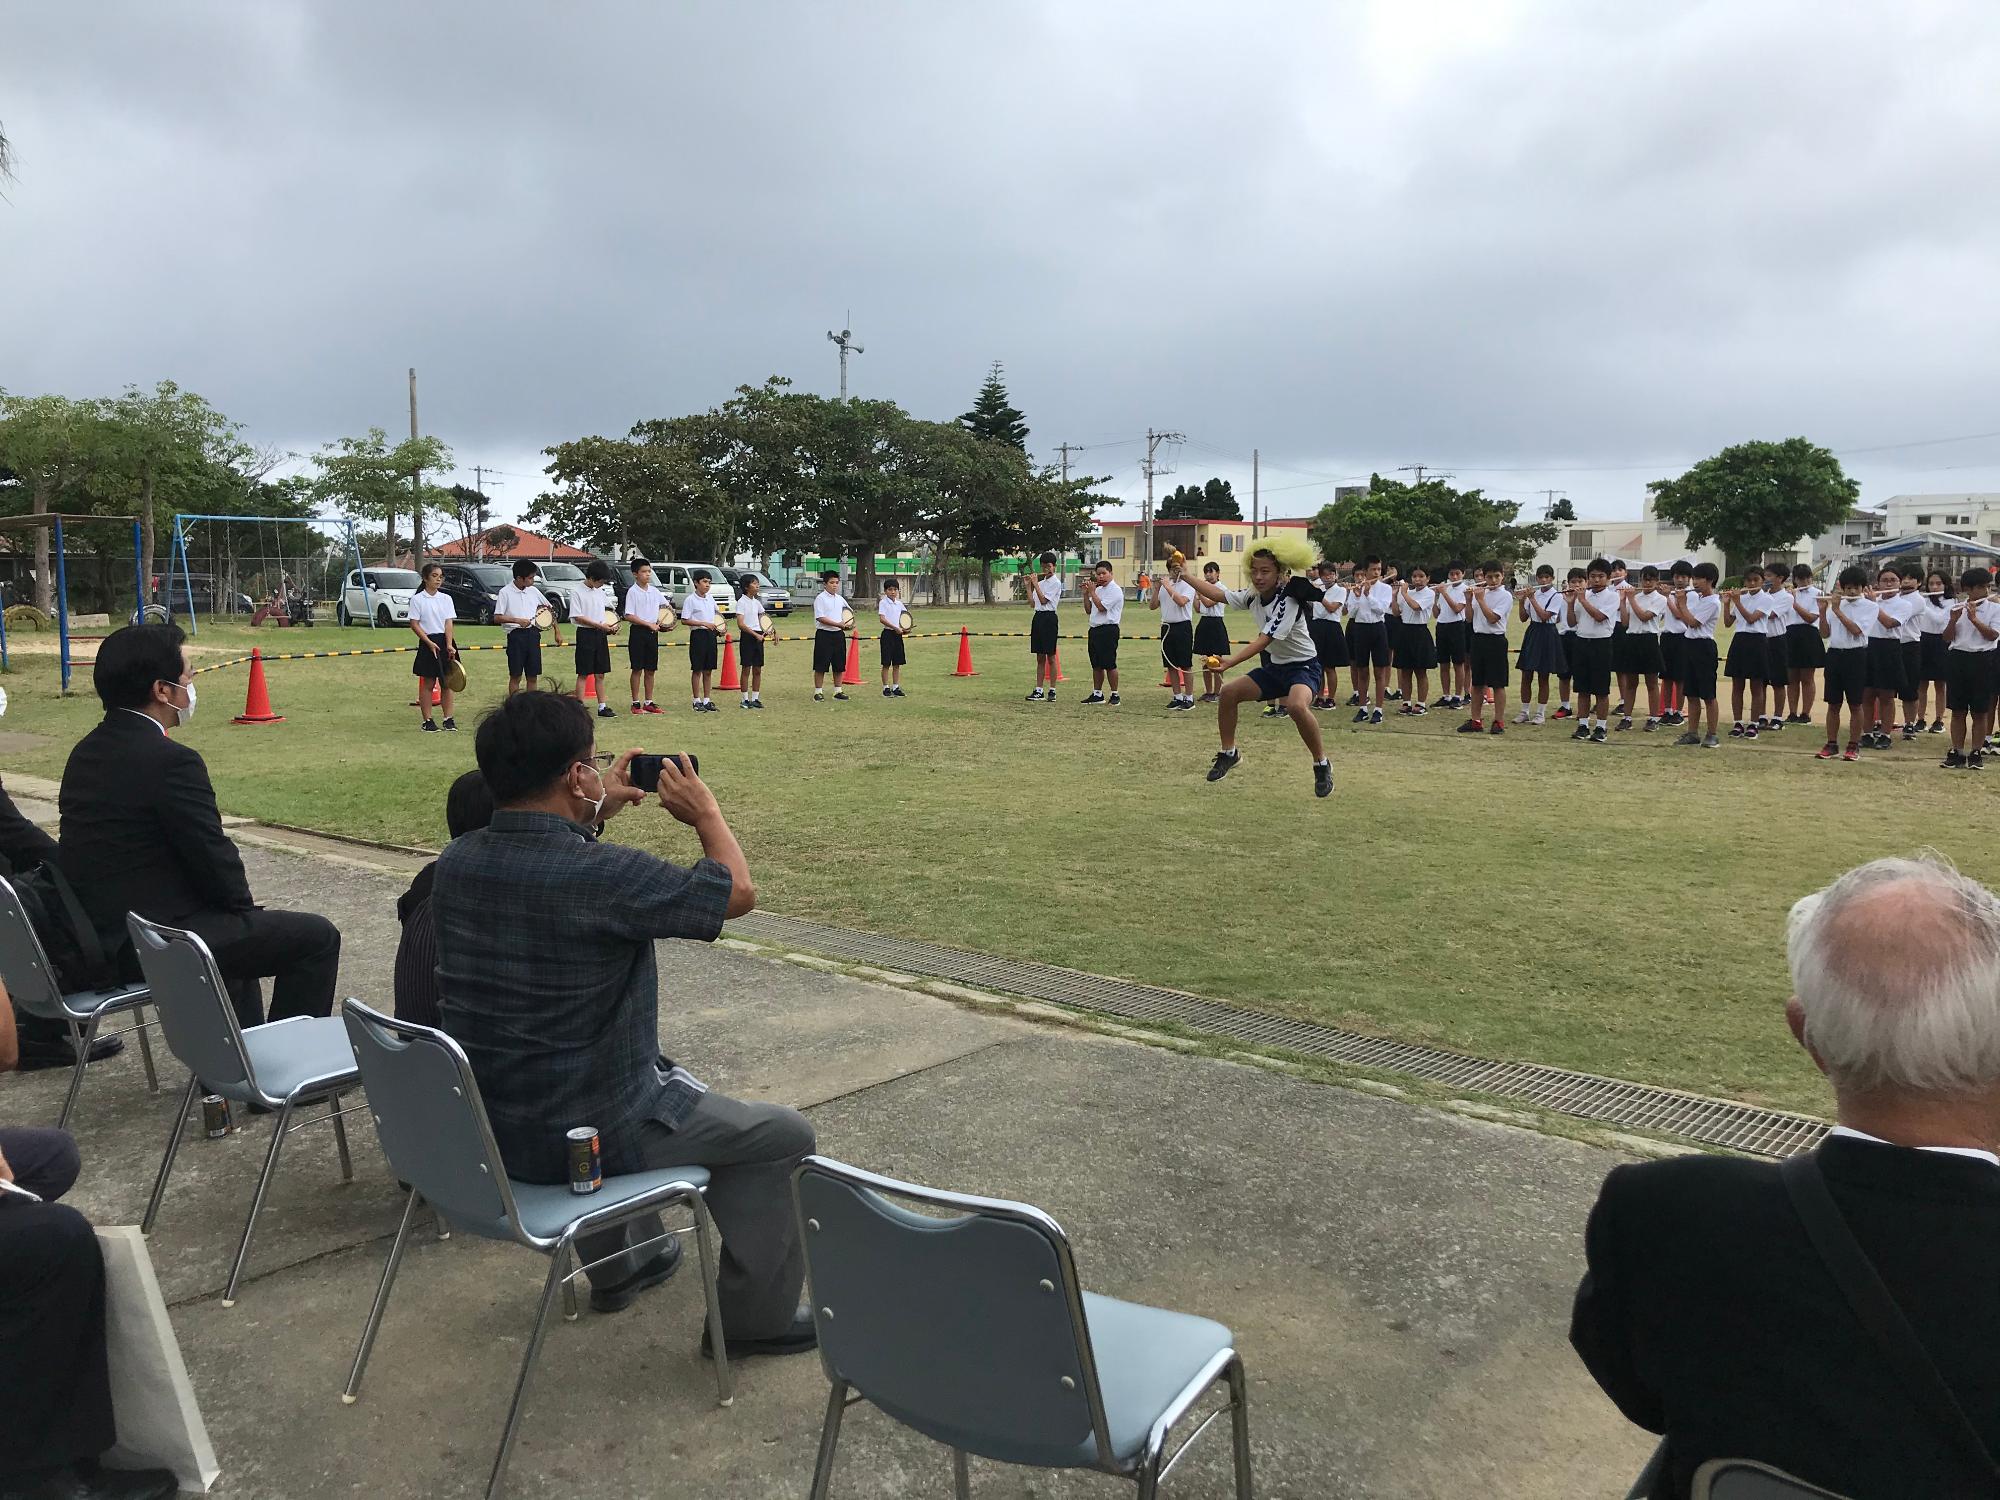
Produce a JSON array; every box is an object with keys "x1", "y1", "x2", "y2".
[{"x1": 576, "y1": 1091, "x2": 815, "y2": 1339}]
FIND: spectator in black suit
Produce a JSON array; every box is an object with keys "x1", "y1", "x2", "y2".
[
  {"x1": 0, "y1": 985, "x2": 177, "y2": 1500},
  {"x1": 1573, "y1": 855, "x2": 2000, "y2": 1499},
  {"x1": 56, "y1": 624, "x2": 339, "y2": 1029},
  {"x1": 391, "y1": 768, "x2": 493, "y2": 1030},
  {"x1": 0, "y1": 770, "x2": 119, "y2": 1072}
]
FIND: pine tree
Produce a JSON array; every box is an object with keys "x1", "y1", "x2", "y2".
[{"x1": 959, "y1": 361, "x2": 1028, "y2": 451}]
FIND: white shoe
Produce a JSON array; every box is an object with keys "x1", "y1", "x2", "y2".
[
  {"x1": 1531, "y1": 709, "x2": 1546, "y2": 725},
  {"x1": 1512, "y1": 708, "x2": 1530, "y2": 724}
]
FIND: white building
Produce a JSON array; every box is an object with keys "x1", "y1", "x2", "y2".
[
  {"x1": 1527, "y1": 494, "x2": 1729, "y2": 578},
  {"x1": 1877, "y1": 493, "x2": 2000, "y2": 552}
]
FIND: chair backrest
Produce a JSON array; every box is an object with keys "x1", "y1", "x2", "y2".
[
  {"x1": 340, "y1": 1000, "x2": 523, "y2": 1244},
  {"x1": 792, "y1": 1156, "x2": 1115, "y2": 1470},
  {"x1": 0, "y1": 874, "x2": 69, "y2": 1020},
  {"x1": 1694, "y1": 1459, "x2": 1853, "y2": 1500},
  {"x1": 126, "y1": 912, "x2": 256, "y2": 1098}
]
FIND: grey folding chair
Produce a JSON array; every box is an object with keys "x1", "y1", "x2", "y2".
[
  {"x1": 1627, "y1": 1439, "x2": 1666, "y2": 1499},
  {"x1": 1693, "y1": 1459, "x2": 1852, "y2": 1499},
  {"x1": 0, "y1": 872, "x2": 156, "y2": 1127},
  {"x1": 128, "y1": 912, "x2": 361, "y2": 1307},
  {"x1": 338, "y1": 1000, "x2": 733, "y2": 1500},
  {"x1": 792, "y1": 1156, "x2": 1254, "y2": 1500}
]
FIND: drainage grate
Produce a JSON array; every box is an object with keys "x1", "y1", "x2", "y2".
[{"x1": 727, "y1": 911, "x2": 1829, "y2": 1159}]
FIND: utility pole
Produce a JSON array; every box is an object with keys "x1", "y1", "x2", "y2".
[
  {"x1": 1252, "y1": 448, "x2": 1260, "y2": 539},
  {"x1": 1056, "y1": 442, "x2": 1081, "y2": 483},
  {"x1": 1538, "y1": 487, "x2": 1568, "y2": 518},
  {"x1": 1140, "y1": 427, "x2": 1186, "y2": 571},
  {"x1": 408, "y1": 368, "x2": 424, "y2": 564},
  {"x1": 468, "y1": 466, "x2": 506, "y2": 561},
  {"x1": 1397, "y1": 464, "x2": 1454, "y2": 486},
  {"x1": 826, "y1": 314, "x2": 864, "y2": 398}
]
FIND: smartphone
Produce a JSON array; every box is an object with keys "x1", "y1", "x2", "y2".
[{"x1": 628, "y1": 753, "x2": 699, "y2": 794}]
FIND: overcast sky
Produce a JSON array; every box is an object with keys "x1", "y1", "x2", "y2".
[{"x1": 5, "y1": 0, "x2": 1998, "y2": 530}]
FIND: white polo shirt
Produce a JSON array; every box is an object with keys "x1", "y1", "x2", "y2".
[
  {"x1": 1348, "y1": 581, "x2": 1392, "y2": 624},
  {"x1": 735, "y1": 595, "x2": 768, "y2": 636},
  {"x1": 1031, "y1": 574, "x2": 1063, "y2": 611},
  {"x1": 1790, "y1": 584, "x2": 1822, "y2": 628},
  {"x1": 571, "y1": 585, "x2": 609, "y2": 629},
  {"x1": 1624, "y1": 588, "x2": 1667, "y2": 634},
  {"x1": 680, "y1": 590, "x2": 720, "y2": 629},
  {"x1": 1222, "y1": 586, "x2": 1315, "y2": 663},
  {"x1": 1679, "y1": 591, "x2": 1721, "y2": 641},
  {"x1": 1197, "y1": 590, "x2": 1227, "y2": 620},
  {"x1": 1527, "y1": 585, "x2": 1562, "y2": 624},
  {"x1": 1572, "y1": 584, "x2": 1618, "y2": 639},
  {"x1": 813, "y1": 589, "x2": 847, "y2": 628},
  {"x1": 1085, "y1": 580, "x2": 1124, "y2": 627},
  {"x1": 877, "y1": 594, "x2": 907, "y2": 629},
  {"x1": 1823, "y1": 593, "x2": 1868, "y2": 650},
  {"x1": 1434, "y1": 581, "x2": 1467, "y2": 625},
  {"x1": 409, "y1": 590, "x2": 455, "y2": 636},
  {"x1": 1311, "y1": 580, "x2": 1344, "y2": 622},
  {"x1": 1470, "y1": 585, "x2": 1513, "y2": 635},
  {"x1": 623, "y1": 583, "x2": 668, "y2": 625},
  {"x1": 1865, "y1": 590, "x2": 1916, "y2": 642},
  {"x1": 1661, "y1": 588, "x2": 1688, "y2": 635},
  {"x1": 1397, "y1": 585, "x2": 1435, "y2": 625},
  {"x1": 1761, "y1": 587, "x2": 1793, "y2": 636},
  {"x1": 1915, "y1": 596, "x2": 1951, "y2": 635},
  {"x1": 1951, "y1": 597, "x2": 1998, "y2": 652},
  {"x1": 494, "y1": 582, "x2": 548, "y2": 633},
  {"x1": 1155, "y1": 578, "x2": 1193, "y2": 625}
]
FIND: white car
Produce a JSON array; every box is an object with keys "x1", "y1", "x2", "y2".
[
  {"x1": 338, "y1": 568, "x2": 422, "y2": 627},
  {"x1": 651, "y1": 562, "x2": 737, "y2": 615},
  {"x1": 530, "y1": 562, "x2": 595, "y2": 622}
]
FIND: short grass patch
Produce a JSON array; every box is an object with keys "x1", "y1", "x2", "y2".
[{"x1": 5, "y1": 605, "x2": 1988, "y2": 1116}]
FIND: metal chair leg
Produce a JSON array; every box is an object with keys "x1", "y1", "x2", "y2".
[
  {"x1": 486, "y1": 1236, "x2": 573, "y2": 1500},
  {"x1": 433, "y1": 1204, "x2": 451, "y2": 1241},
  {"x1": 953, "y1": 1448, "x2": 971, "y2": 1499},
  {"x1": 1226, "y1": 1357, "x2": 1255, "y2": 1500},
  {"x1": 807, "y1": 1379, "x2": 848, "y2": 1500},
  {"x1": 142, "y1": 1076, "x2": 200, "y2": 1234},
  {"x1": 329, "y1": 1092, "x2": 354, "y2": 1182},
  {"x1": 57, "y1": 1014, "x2": 100, "y2": 1130},
  {"x1": 691, "y1": 1195, "x2": 733, "y2": 1406},
  {"x1": 134, "y1": 1004, "x2": 160, "y2": 1092},
  {"x1": 343, "y1": 1189, "x2": 420, "y2": 1403},
  {"x1": 1134, "y1": 1441, "x2": 1166, "y2": 1500},
  {"x1": 561, "y1": 1244, "x2": 579, "y2": 1323},
  {"x1": 221, "y1": 1098, "x2": 295, "y2": 1307}
]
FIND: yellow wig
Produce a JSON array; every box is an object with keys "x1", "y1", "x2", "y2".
[{"x1": 1242, "y1": 531, "x2": 1316, "y2": 576}]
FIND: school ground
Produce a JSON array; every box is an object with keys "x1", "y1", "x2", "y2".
[
  {"x1": 4, "y1": 603, "x2": 1992, "y2": 1114},
  {"x1": 0, "y1": 792, "x2": 1657, "y2": 1498}
]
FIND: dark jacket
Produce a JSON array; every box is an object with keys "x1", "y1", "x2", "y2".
[
  {"x1": 0, "y1": 776, "x2": 59, "y2": 876},
  {"x1": 392, "y1": 862, "x2": 441, "y2": 1031},
  {"x1": 1571, "y1": 1133, "x2": 2000, "y2": 1499},
  {"x1": 56, "y1": 712, "x2": 255, "y2": 946}
]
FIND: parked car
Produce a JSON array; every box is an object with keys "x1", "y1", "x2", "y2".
[
  {"x1": 150, "y1": 573, "x2": 257, "y2": 619},
  {"x1": 649, "y1": 562, "x2": 737, "y2": 615},
  {"x1": 526, "y1": 561, "x2": 595, "y2": 623},
  {"x1": 337, "y1": 568, "x2": 422, "y2": 627},
  {"x1": 722, "y1": 568, "x2": 791, "y2": 615},
  {"x1": 424, "y1": 562, "x2": 534, "y2": 625}
]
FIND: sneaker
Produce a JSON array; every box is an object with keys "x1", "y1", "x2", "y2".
[
  {"x1": 1261, "y1": 704, "x2": 1284, "y2": 718},
  {"x1": 1727, "y1": 724, "x2": 1744, "y2": 738},
  {"x1": 882, "y1": 687, "x2": 893, "y2": 698},
  {"x1": 632, "y1": 702, "x2": 644, "y2": 714},
  {"x1": 1046, "y1": 691, "x2": 1056, "y2": 703},
  {"x1": 1352, "y1": 707, "x2": 1370, "y2": 724},
  {"x1": 1972, "y1": 750, "x2": 1986, "y2": 770},
  {"x1": 815, "y1": 689, "x2": 825, "y2": 701},
  {"x1": 440, "y1": 717, "x2": 457, "y2": 731},
  {"x1": 1942, "y1": 750, "x2": 1966, "y2": 770},
  {"x1": 1702, "y1": 734, "x2": 1720, "y2": 749},
  {"x1": 700, "y1": 1306, "x2": 819, "y2": 1362},
  {"x1": 749, "y1": 699, "x2": 765, "y2": 710},
  {"x1": 1931, "y1": 719, "x2": 1946, "y2": 734},
  {"x1": 1531, "y1": 708, "x2": 1546, "y2": 725},
  {"x1": 1512, "y1": 708, "x2": 1530, "y2": 725},
  {"x1": 1313, "y1": 760, "x2": 1334, "y2": 798},
  {"x1": 1613, "y1": 701, "x2": 1629, "y2": 717},
  {"x1": 692, "y1": 700, "x2": 706, "y2": 711},
  {"x1": 1841, "y1": 744, "x2": 1858, "y2": 761},
  {"x1": 1816, "y1": 742, "x2": 1838, "y2": 759},
  {"x1": 1400, "y1": 704, "x2": 1417, "y2": 716},
  {"x1": 892, "y1": 687, "x2": 906, "y2": 697},
  {"x1": 1083, "y1": 692, "x2": 1105, "y2": 705},
  {"x1": 1901, "y1": 725, "x2": 1919, "y2": 741},
  {"x1": 1386, "y1": 689, "x2": 1403, "y2": 701},
  {"x1": 832, "y1": 691, "x2": 848, "y2": 701},
  {"x1": 1412, "y1": 702, "x2": 1428, "y2": 716},
  {"x1": 1026, "y1": 688, "x2": 1045, "y2": 701},
  {"x1": 1488, "y1": 721, "x2": 1505, "y2": 736},
  {"x1": 1370, "y1": 708, "x2": 1383, "y2": 725},
  {"x1": 1455, "y1": 719, "x2": 1485, "y2": 734},
  {"x1": 1643, "y1": 717, "x2": 1659, "y2": 731},
  {"x1": 1206, "y1": 748, "x2": 1241, "y2": 782},
  {"x1": 1743, "y1": 725, "x2": 1759, "y2": 740},
  {"x1": 741, "y1": 698, "x2": 753, "y2": 709},
  {"x1": 1345, "y1": 692, "x2": 1362, "y2": 706},
  {"x1": 421, "y1": 719, "x2": 439, "y2": 732},
  {"x1": 1108, "y1": 692, "x2": 1121, "y2": 705},
  {"x1": 588, "y1": 1241, "x2": 684, "y2": 1314},
  {"x1": 1615, "y1": 716, "x2": 1632, "y2": 731},
  {"x1": 1571, "y1": 723, "x2": 1591, "y2": 741},
  {"x1": 1591, "y1": 725, "x2": 1608, "y2": 744},
  {"x1": 1673, "y1": 730, "x2": 1701, "y2": 746},
  {"x1": 597, "y1": 706, "x2": 616, "y2": 719},
  {"x1": 644, "y1": 702, "x2": 663, "y2": 715}
]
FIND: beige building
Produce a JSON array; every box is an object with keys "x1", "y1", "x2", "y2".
[{"x1": 1092, "y1": 516, "x2": 1315, "y2": 590}]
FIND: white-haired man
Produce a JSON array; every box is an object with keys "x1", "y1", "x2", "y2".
[{"x1": 1571, "y1": 855, "x2": 2000, "y2": 1499}]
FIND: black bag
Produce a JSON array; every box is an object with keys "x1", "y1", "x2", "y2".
[{"x1": 11, "y1": 860, "x2": 117, "y2": 995}]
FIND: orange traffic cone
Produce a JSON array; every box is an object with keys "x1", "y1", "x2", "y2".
[
  {"x1": 840, "y1": 632, "x2": 862, "y2": 686},
  {"x1": 718, "y1": 633, "x2": 740, "y2": 691},
  {"x1": 233, "y1": 648, "x2": 284, "y2": 724},
  {"x1": 952, "y1": 626, "x2": 977, "y2": 677},
  {"x1": 580, "y1": 674, "x2": 597, "y2": 699},
  {"x1": 1053, "y1": 646, "x2": 1068, "y2": 683}
]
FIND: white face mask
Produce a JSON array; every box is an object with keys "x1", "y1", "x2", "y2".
[
  {"x1": 575, "y1": 762, "x2": 606, "y2": 825},
  {"x1": 161, "y1": 680, "x2": 196, "y2": 726}
]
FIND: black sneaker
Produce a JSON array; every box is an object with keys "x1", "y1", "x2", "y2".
[
  {"x1": 1083, "y1": 691, "x2": 1104, "y2": 705},
  {"x1": 1728, "y1": 724, "x2": 1744, "y2": 738},
  {"x1": 1386, "y1": 689, "x2": 1403, "y2": 701},
  {"x1": 1108, "y1": 692, "x2": 1121, "y2": 705},
  {"x1": 1615, "y1": 716, "x2": 1632, "y2": 731},
  {"x1": 1352, "y1": 707, "x2": 1370, "y2": 724},
  {"x1": 441, "y1": 716, "x2": 458, "y2": 731},
  {"x1": 1743, "y1": 725, "x2": 1759, "y2": 740},
  {"x1": 1571, "y1": 724, "x2": 1591, "y2": 741},
  {"x1": 588, "y1": 1241, "x2": 683, "y2": 1314},
  {"x1": 882, "y1": 687, "x2": 893, "y2": 698},
  {"x1": 1369, "y1": 708, "x2": 1383, "y2": 725},
  {"x1": 749, "y1": 699, "x2": 765, "y2": 710},
  {"x1": 701, "y1": 1306, "x2": 819, "y2": 1361},
  {"x1": 1591, "y1": 725, "x2": 1608, "y2": 743},
  {"x1": 892, "y1": 687, "x2": 906, "y2": 697},
  {"x1": 1261, "y1": 704, "x2": 1284, "y2": 717},
  {"x1": 1931, "y1": 719, "x2": 1946, "y2": 734},
  {"x1": 1455, "y1": 719, "x2": 1484, "y2": 734},
  {"x1": 1206, "y1": 749, "x2": 1241, "y2": 782},
  {"x1": 1673, "y1": 730, "x2": 1701, "y2": 746},
  {"x1": 1026, "y1": 688, "x2": 1046, "y2": 701},
  {"x1": 1488, "y1": 721, "x2": 1505, "y2": 736},
  {"x1": 1045, "y1": 691, "x2": 1056, "y2": 703},
  {"x1": 1346, "y1": 692, "x2": 1362, "y2": 706},
  {"x1": 1942, "y1": 750, "x2": 1966, "y2": 770},
  {"x1": 421, "y1": 719, "x2": 439, "y2": 732},
  {"x1": 1313, "y1": 760, "x2": 1334, "y2": 798},
  {"x1": 1972, "y1": 750, "x2": 1986, "y2": 771}
]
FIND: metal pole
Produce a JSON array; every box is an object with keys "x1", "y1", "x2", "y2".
[
  {"x1": 409, "y1": 368, "x2": 423, "y2": 563},
  {"x1": 1143, "y1": 429, "x2": 1155, "y2": 578},
  {"x1": 176, "y1": 518, "x2": 200, "y2": 636},
  {"x1": 131, "y1": 520, "x2": 145, "y2": 625},
  {"x1": 54, "y1": 517, "x2": 71, "y2": 696},
  {"x1": 1252, "y1": 449, "x2": 1259, "y2": 539}
]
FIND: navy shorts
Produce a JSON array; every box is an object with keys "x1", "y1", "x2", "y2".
[
  {"x1": 1030, "y1": 611, "x2": 1059, "y2": 656},
  {"x1": 505, "y1": 629, "x2": 542, "y2": 680},
  {"x1": 1247, "y1": 659, "x2": 1323, "y2": 702},
  {"x1": 574, "y1": 631, "x2": 612, "y2": 678},
  {"x1": 688, "y1": 629, "x2": 718, "y2": 673},
  {"x1": 1346, "y1": 619, "x2": 1390, "y2": 669},
  {"x1": 627, "y1": 627, "x2": 660, "y2": 671}
]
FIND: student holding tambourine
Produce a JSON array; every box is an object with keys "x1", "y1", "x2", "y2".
[
  {"x1": 494, "y1": 558, "x2": 565, "y2": 695},
  {"x1": 735, "y1": 574, "x2": 775, "y2": 709},
  {"x1": 678, "y1": 570, "x2": 725, "y2": 712},
  {"x1": 812, "y1": 571, "x2": 853, "y2": 701},
  {"x1": 620, "y1": 558, "x2": 676, "y2": 715},
  {"x1": 877, "y1": 578, "x2": 913, "y2": 698}
]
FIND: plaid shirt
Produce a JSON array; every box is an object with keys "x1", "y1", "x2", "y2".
[{"x1": 433, "y1": 810, "x2": 733, "y2": 1183}]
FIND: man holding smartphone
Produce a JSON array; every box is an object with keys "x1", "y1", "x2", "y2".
[{"x1": 433, "y1": 693, "x2": 818, "y2": 1356}]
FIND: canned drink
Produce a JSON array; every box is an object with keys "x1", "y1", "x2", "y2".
[
  {"x1": 567, "y1": 1126, "x2": 601, "y2": 1194},
  {"x1": 202, "y1": 1094, "x2": 232, "y2": 1139}
]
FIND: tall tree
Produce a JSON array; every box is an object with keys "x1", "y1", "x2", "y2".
[
  {"x1": 1311, "y1": 473, "x2": 1556, "y2": 572},
  {"x1": 958, "y1": 361, "x2": 1029, "y2": 451},
  {"x1": 1546, "y1": 495, "x2": 1578, "y2": 522},
  {"x1": 108, "y1": 381, "x2": 248, "y2": 590},
  {"x1": 310, "y1": 426, "x2": 452, "y2": 562},
  {"x1": 0, "y1": 392, "x2": 115, "y2": 610},
  {"x1": 1649, "y1": 438, "x2": 1858, "y2": 568},
  {"x1": 1159, "y1": 478, "x2": 1239, "y2": 520}
]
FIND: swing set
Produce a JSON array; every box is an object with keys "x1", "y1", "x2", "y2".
[
  {"x1": 162, "y1": 513, "x2": 374, "y2": 635},
  {"x1": 0, "y1": 514, "x2": 149, "y2": 696}
]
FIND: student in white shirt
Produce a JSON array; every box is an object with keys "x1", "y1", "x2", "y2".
[
  {"x1": 1432, "y1": 560, "x2": 1471, "y2": 710},
  {"x1": 1817, "y1": 564, "x2": 1872, "y2": 761},
  {"x1": 1026, "y1": 551, "x2": 1064, "y2": 703},
  {"x1": 1784, "y1": 563, "x2": 1826, "y2": 726},
  {"x1": 1893, "y1": 572, "x2": 1930, "y2": 739},
  {"x1": 1916, "y1": 570, "x2": 1955, "y2": 735},
  {"x1": 1566, "y1": 557, "x2": 1619, "y2": 744},
  {"x1": 1943, "y1": 566, "x2": 2000, "y2": 769},
  {"x1": 1078, "y1": 561, "x2": 1125, "y2": 705},
  {"x1": 1345, "y1": 556, "x2": 1394, "y2": 723},
  {"x1": 567, "y1": 559, "x2": 620, "y2": 719},
  {"x1": 620, "y1": 559, "x2": 674, "y2": 715},
  {"x1": 1307, "y1": 560, "x2": 1350, "y2": 710},
  {"x1": 493, "y1": 558, "x2": 565, "y2": 695},
  {"x1": 1515, "y1": 563, "x2": 1566, "y2": 725},
  {"x1": 1858, "y1": 565, "x2": 1917, "y2": 752},
  {"x1": 1193, "y1": 560, "x2": 1231, "y2": 702},
  {"x1": 679, "y1": 571, "x2": 725, "y2": 711},
  {"x1": 1391, "y1": 565, "x2": 1437, "y2": 715},
  {"x1": 1455, "y1": 559, "x2": 1515, "y2": 735},
  {"x1": 811, "y1": 571, "x2": 852, "y2": 702},
  {"x1": 876, "y1": 578, "x2": 912, "y2": 698},
  {"x1": 1666, "y1": 562, "x2": 1724, "y2": 747},
  {"x1": 407, "y1": 562, "x2": 461, "y2": 732},
  {"x1": 1720, "y1": 564, "x2": 1772, "y2": 738},
  {"x1": 733, "y1": 574, "x2": 771, "y2": 709},
  {"x1": 1553, "y1": 566, "x2": 1585, "y2": 719},
  {"x1": 1753, "y1": 570, "x2": 1796, "y2": 732},
  {"x1": 1148, "y1": 555, "x2": 1198, "y2": 709},
  {"x1": 1185, "y1": 532, "x2": 1333, "y2": 797},
  {"x1": 1614, "y1": 566, "x2": 1667, "y2": 731}
]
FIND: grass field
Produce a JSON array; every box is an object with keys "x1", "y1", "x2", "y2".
[{"x1": 4, "y1": 605, "x2": 1992, "y2": 1116}]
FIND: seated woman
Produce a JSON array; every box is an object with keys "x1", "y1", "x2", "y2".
[{"x1": 393, "y1": 770, "x2": 494, "y2": 1029}]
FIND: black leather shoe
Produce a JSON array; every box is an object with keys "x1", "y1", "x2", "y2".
[
  {"x1": 588, "y1": 1240, "x2": 684, "y2": 1314},
  {"x1": 700, "y1": 1305, "x2": 819, "y2": 1360},
  {"x1": 0, "y1": 1463, "x2": 178, "y2": 1500},
  {"x1": 13, "y1": 1030, "x2": 125, "y2": 1073}
]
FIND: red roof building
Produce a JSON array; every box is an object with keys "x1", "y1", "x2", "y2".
[{"x1": 429, "y1": 527, "x2": 594, "y2": 562}]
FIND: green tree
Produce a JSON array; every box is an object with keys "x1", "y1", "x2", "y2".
[
  {"x1": 1311, "y1": 473, "x2": 1556, "y2": 572},
  {"x1": 1648, "y1": 438, "x2": 1858, "y2": 568},
  {"x1": 0, "y1": 392, "x2": 117, "y2": 610},
  {"x1": 958, "y1": 361, "x2": 1028, "y2": 450},
  {"x1": 1546, "y1": 495, "x2": 1577, "y2": 522},
  {"x1": 107, "y1": 381, "x2": 252, "y2": 590},
  {"x1": 310, "y1": 427, "x2": 452, "y2": 562},
  {"x1": 1159, "y1": 478, "x2": 1238, "y2": 520}
]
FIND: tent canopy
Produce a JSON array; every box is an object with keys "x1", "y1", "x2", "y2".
[{"x1": 1844, "y1": 530, "x2": 1999, "y2": 563}]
